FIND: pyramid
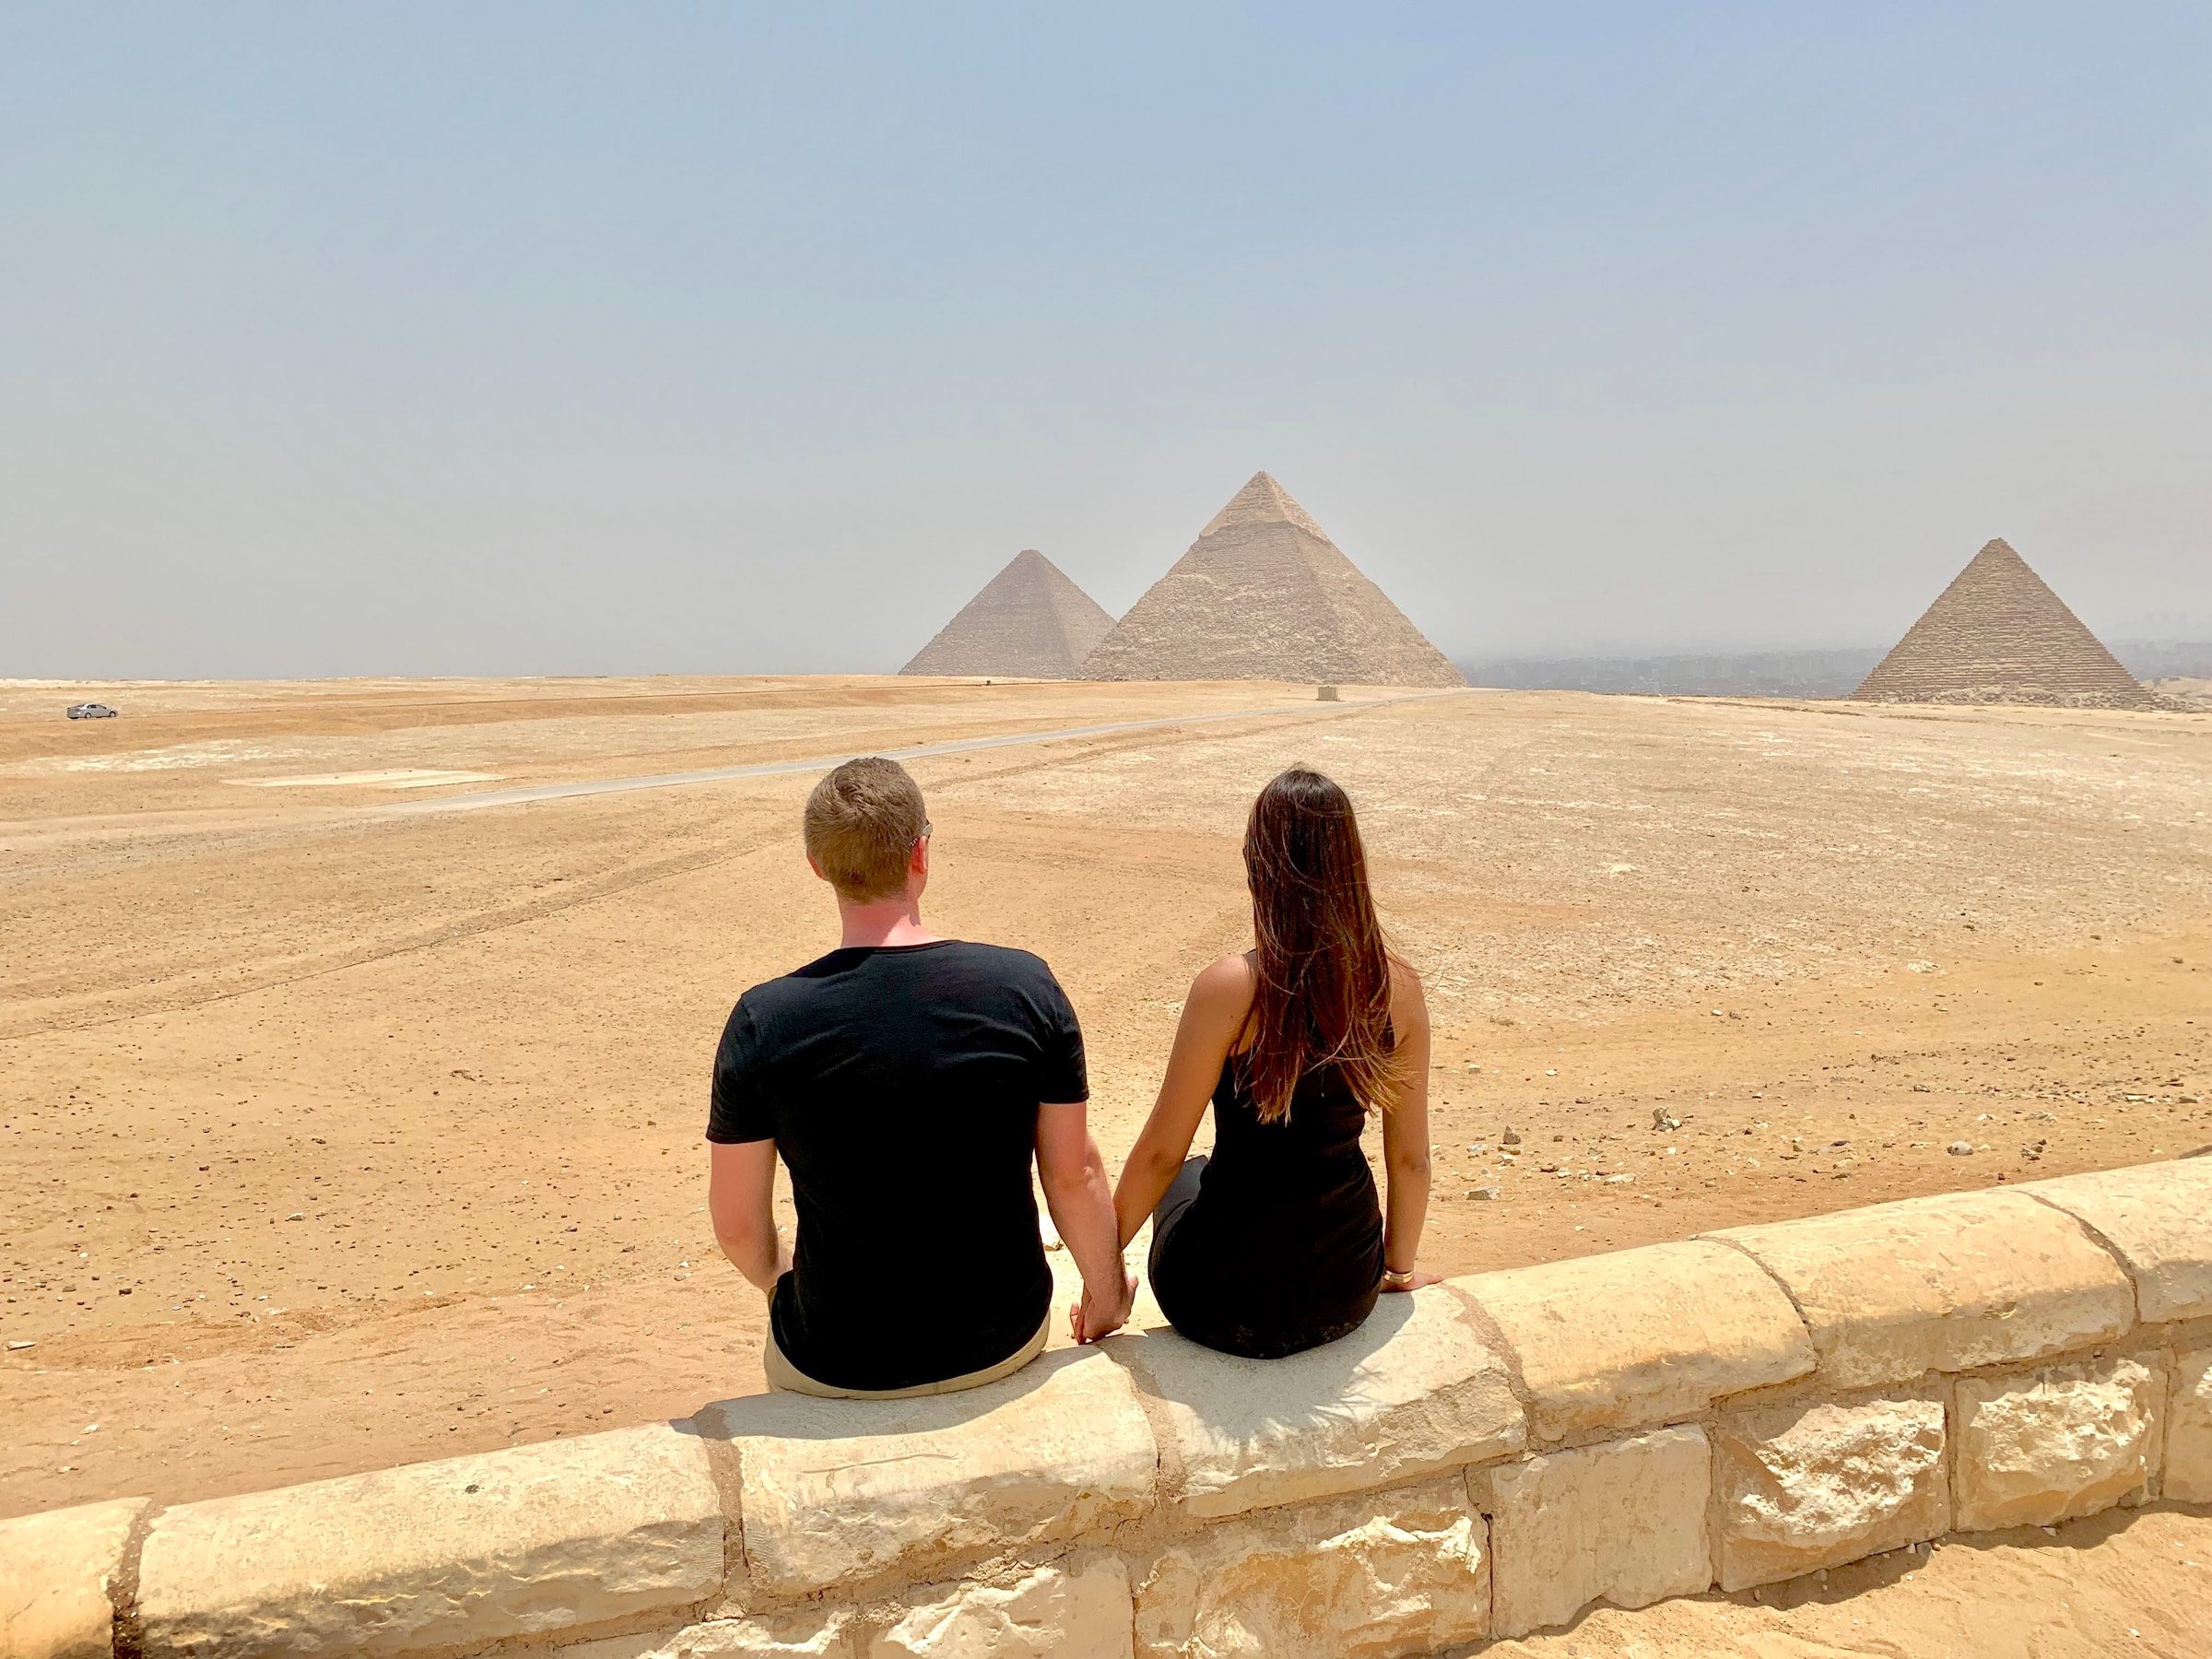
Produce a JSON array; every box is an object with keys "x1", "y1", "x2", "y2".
[
  {"x1": 900, "y1": 549, "x2": 1116, "y2": 679},
  {"x1": 1853, "y1": 538, "x2": 2152, "y2": 709},
  {"x1": 1080, "y1": 473, "x2": 1464, "y2": 686}
]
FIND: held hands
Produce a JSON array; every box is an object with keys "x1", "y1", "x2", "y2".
[{"x1": 1069, "y1": 1271, "x2": 1138, "y2": 1345}]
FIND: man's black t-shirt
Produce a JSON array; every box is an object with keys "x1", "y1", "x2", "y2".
[{"x1": 708, "y1": 940, "x2": 1086, "y2": 1393}]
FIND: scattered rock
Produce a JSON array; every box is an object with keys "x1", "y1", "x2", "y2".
[
  {"x1": 1947, "y1": 1143, "x2": 1974, "y2": 1157},
  {"x1": 6, "y1": 1340, "x2": 33, "y2": 1351},
  {"x1": 1652, "y1": 1110, "x2": 1682, "y2": 1133},
  {"x1": 1468, "y1": 1186, "x2": 1501, "y2": 1201},
  {"x1": 1501, "y1": 1129, "x2": 1522, "y2": 1147}
]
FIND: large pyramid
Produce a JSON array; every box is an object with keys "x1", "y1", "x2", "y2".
[
  {"x1": 900, "y1": 549, "x2": 1116, "y2": 679},
  {"x1": 1081, "y1": 473, "x2": 1464, "y2": 686},
  {"x1": 1853, "y1": 538, "x2": 2152, "y2": 709}
]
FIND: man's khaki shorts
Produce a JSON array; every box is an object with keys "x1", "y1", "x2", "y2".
[{"x1": 763, "y1": 1310, "x2": 1053, "y2": 1401}]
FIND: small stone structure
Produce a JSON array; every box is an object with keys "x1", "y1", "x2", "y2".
[
  {"x1": 900, "y1": 550, "x2": 1116, "y2": 680},
  {"x1": 6, "y1": 1157, "x2": 2209, "y2": 1658},
  {"x1": 1853, "y1": 538, "x2": 2155, "y2": 708},
  {"x1": 1082, "y1": 474, "x2": 1464, "y2": 688}
]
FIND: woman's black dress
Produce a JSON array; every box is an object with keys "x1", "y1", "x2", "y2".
[{"x1": 1146, "y1": 1050, "x2": 1386, "y2": 1359}]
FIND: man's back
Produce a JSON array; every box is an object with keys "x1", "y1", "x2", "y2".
[{"x1": 709, "y1": 939, "x2": 1085, "y2": 1393}]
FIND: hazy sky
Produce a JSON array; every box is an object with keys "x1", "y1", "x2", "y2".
[{"x1": 6, "y1": 5, "x2": 2208, "y2": 678}]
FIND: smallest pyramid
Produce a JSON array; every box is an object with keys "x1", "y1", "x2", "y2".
[
  {"x1": 900, "y1": 549, "x2": 1116, "y2": 679},
  {"x1": 1853, "y1": 538, "x2": 2152, "y2": 709}
]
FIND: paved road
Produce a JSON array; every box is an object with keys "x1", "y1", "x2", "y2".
[{"x1": 385, "y1": 690, "x2": 1465, "y2": 815}]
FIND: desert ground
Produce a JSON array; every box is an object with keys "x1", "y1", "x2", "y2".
[{"x1": 5, "y1": 675, "x2": 2210, "y2": 1594}]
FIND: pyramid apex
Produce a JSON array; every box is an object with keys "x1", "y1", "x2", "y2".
[{"x1": 1202, "y1": 471, "x2": 1326, "y2": 539}]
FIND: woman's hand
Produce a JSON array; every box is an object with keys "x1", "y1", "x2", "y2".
[
  {"x1": 1381, "y1": 1265, "x2": 1441, "y2": 1293},
  {"x1": 1070, "y1": 1271, "x2": 1138, "y2": 1344}
]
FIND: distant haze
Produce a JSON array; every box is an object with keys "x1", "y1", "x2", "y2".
[{"x1": 6, "y1": 6, "x2": 2208, "y2": 679}]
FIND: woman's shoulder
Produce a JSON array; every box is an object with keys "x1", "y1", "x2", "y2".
[
  {"x1": 1190, "y1": 951, "x2": 1258, "y2": 1006},
  {"x1": 1386, "y1": 957, "x2": 1429, "y2": 1029}
]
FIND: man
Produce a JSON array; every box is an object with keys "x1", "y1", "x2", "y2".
[{"x1": 706, "y1": 756, "x2": 1133, "y2": 1398}]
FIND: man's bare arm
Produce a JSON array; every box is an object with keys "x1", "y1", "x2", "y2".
[
  {"x1": 1036, "y1": 1100, "x2": 1133, "y2": 1342},
  {"x1": 708, "y1": 1139, "x2": 787, "y2": 1294}
]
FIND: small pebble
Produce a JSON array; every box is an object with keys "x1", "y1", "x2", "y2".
[
  {"x1": 1947, "y1": 1142, "x2": 1974, "y2": 1156},
  {"x1": 1466, "y1": 1186, "x2": 1501, "y2": 1201}
]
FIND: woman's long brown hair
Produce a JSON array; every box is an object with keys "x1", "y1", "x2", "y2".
[{"x1": 1237, "y1": 768, "x2": 1399, "y2": 1124}]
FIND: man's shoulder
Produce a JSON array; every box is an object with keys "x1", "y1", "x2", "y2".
[{"x1": 940, "y1": 939, "x2": 1054, "y2": 978}]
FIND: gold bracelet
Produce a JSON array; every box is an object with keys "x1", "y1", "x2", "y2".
[{"x1": 1382, "y1": 1265, "x2": 1416, "y2": 1288}]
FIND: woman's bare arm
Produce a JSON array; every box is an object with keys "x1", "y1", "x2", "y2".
[
  {"x1": 1379, "y1": 964, "x2": 1439, "y2": 1289},
  {"x1": 1111, "y1": 955, "x2": 1253, "y2": 1250}
]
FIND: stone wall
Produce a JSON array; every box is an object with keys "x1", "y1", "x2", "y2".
[{"x1": 7, "y1": 1159, "x2": 2209, "y2": 1659}]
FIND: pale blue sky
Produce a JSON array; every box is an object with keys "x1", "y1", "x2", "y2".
[{"x1": 6, "y1": 4, "x2": 2207, "y2": 677}]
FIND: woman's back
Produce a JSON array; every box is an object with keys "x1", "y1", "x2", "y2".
[
  {"x1": 1147, "y1": 1047, "x2": 1385, "y2": 1358},
  {"x1": 1106, "y1": 766, "x2": 1433, "y2": 1362}
]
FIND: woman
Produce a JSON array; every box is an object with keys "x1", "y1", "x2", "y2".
[{"x1": 1090, "y1": 767, "x2": 1435, "y2": 1359}]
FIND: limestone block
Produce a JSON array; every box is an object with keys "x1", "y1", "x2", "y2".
[
  {"x1": 137, "y1": 1423, "x2": 724, "y2": 1657},
  {"x1": 1712, "y1": 1393, "x2": 1948, "y2": 1590},
  {"x1": 696, "y1": 1349, "x2": 1154, "y2": 1599},
  {"x1": 1115, "y1": 1291, "x2": 1524, "y2": 1519},
  {"x1": 1132, "y1": 1477, "x2": 1488, "y2": 1659},
  {"x1": 0, "y1": 1498, "x2": 146, "y2": 1659},
  {"x1": 1488, "y1": 1426, "x2": 1712, "y2": 1639},
  {"x1": 2023, "y1": 1159, "x2": 2212, "y2": 1323},
  {"x1": 560, "y1": 1608, "x2": 856, "y2": 1659},
  {"x1": 1714, "y1": 1189, "x2": 2134, "y2": 1389},
  {"x1": 2169, "y1": 1347, "x2": 2212, "y2": 1503},
  {"x1": 1955, "y1": 1354, "x2": 2165, "y2": 1530},
  {"x1": 866, "y1": 1560, "x2": 1131, "y2": 1659},
  {"x1": 1452, "y1": 1241, "x2": 1814, "y2": 1442}
]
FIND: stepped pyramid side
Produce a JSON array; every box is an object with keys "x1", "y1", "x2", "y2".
[
  {"x1": 1853, "y1": 539, "x2": 2153, "y2": 709},
  {"x1": 1082, "y1": 473, "x2": 1464, "y2": 687},
  {"x1": 900, "y1": 549, "x2": 1117, "y2": 679}
]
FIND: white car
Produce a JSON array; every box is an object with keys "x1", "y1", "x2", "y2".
[{"x1": 65, "y1": 702, "x2": 119, "y2": 720}]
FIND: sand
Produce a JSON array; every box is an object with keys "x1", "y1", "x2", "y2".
[{"x1": 4, "y1": 676, "x2": 2210, "y2": 1577}]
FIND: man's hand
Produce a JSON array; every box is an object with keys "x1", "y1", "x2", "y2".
[{"x1": 1070, "y1": 1271, "x2": 1137, "y2": 1345}]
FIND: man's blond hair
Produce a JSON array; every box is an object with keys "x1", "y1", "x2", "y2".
[{"x1": 804, "y1": 757, "x2": 928, "y2": 901}]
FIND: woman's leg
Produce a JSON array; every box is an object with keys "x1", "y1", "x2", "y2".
[{"x1": 1146, "y1": 1155, "x2": 1207, "y2": 1284}]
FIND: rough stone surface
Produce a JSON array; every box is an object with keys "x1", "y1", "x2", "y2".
[
  {"x1": 1488, "y1": 1426, "x2": 1713, "y2": 1639},
  {"x1": 2169, "y1": 1347, "x2": 2212, "y2": 1503},
  {"x1": 900, "y1": 549, "x2": 1116, "y2": 679},
  {"x1": 561, "y1": 1609, "x2": 857, "y2": 1659},
  {"x1": 136, "y1": 1423, "x2": 724, "y2": 1657},
  {"x1": 1082, "y1": 473, "x2": 1463, "y2": 687},
  {"x1": 2024, "y1": 1159, "x2": 2212, "y2": 1324},
  {"x1": 1714, "y1": 1189, "x2": 2135, "y2": 1389},
  {"x1": 1853, "y1": 537, "x2": 2154, "y2": 708},
  {"x1": 0, "y1": 1497, "x2": 145, "y2": 1659},
  {"x1": 1712, "y1": 1393, "x2": 1949, "y2": 1590},
  {"x1": 866, "y1": 1560, "x2": 1132, "y2": 1659},
  {"x1": 697, "y1": 1349, "x2": 1155, "y2": 1598},
  {"x1": 1132, "y1": 1477, "x2": 1488, "y2": 1659},
  {"x1": 1955, "y1": 1354, "x2": 2166, "y2": 1531},
  {"x1": 1117, "y1": 1291, "x2": 1524, "y2": 1519},
  {"x1": 1453, "y1": 1241, "x2": 1814, "y2": 1442}
]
